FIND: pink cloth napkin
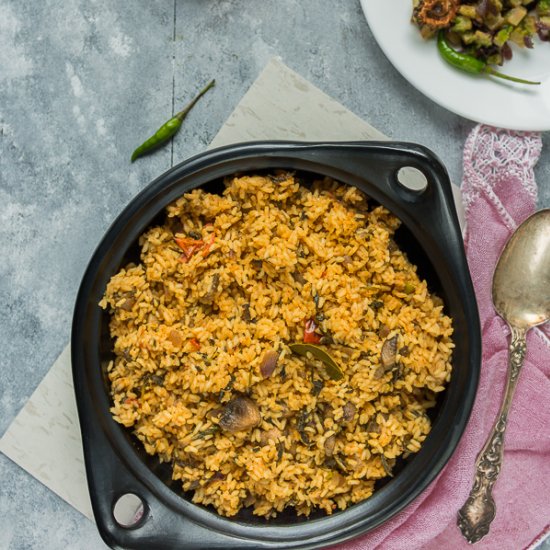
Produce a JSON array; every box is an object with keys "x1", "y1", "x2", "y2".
[{"x1": 333, "y1": 125, "x2": 550, "y2": 550}]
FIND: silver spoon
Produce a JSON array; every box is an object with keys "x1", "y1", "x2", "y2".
[{"x1": 458, "y1": 208, "x2": 550, "y2": 544}]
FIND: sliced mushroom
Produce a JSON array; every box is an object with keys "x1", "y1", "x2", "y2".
[
  {"x1": 206, "y1": 407, "x2": 223, "y2": 421},
  {"x1": 353, "y1": 458, "x2": 366, "y2": 473},
  {"x1": 291, "y1": 270, "x2": 306, "y2": 285},
  {"x1": 259, "y1": 350, "x2": 279, "y2": 378},
  {"x1": 324, "y1": 434, "x2": 336, "y2": 457},
  {"x1": 330, "y1": 471, "x2": 347, "y2": 489},
  {"x1": 364, "y1": 418, "x2": 381, "y2": 434},
  {"x1": 381, "y1": 335, "x2": 398, "y2": 371},
  {"x1": 242, "y1": 303, "x2": 252, "y2": 322},
  {"x1": 391, "y1": 362, "x2": 404, "y2": 382},
  {"x1": 119, "y1": 297, "x2": 136, "y2": 311},
  {"x1": 209, "y1": 471, "x2": 225, "y2": 482},
  {"x1": 174, "y1": 456, "x2": 200, "y2": 469},
  {"x1": 387, "y1": 239, "x2": 398, "y2": 253},
  {"x1": 373, "y1": 365, "x2": 385, "y2": 380},
  {"x1": 342, "y1": 402, "x2": 356, "y2": 422},
  {"x1": 201, "y1": 273, "x2": 220, "y2": 304},
  {"x1": 260, "y1": 428, "x2": 282, "y2": 446},
  {"x1": 276, "y1": 400, "x2": 293, "y2": 418},
  {"x1": 187, "y1": 479, "x2": 201, "y2": 490},
  {"x1": 219, "y1": 396, "x2": 261, "y2": 433},
  {"x1": 399, "y1": 345, "x2": 410, "y2": 357},
  {"x1": 380, "y1": 455, "x2": 393, "y2": 477},
  {"x1": 333, "y1": 453, "x2": 349, "y2": 473}
]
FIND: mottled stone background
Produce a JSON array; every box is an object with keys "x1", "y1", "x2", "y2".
[{"x1": 0, "y1": 1, "x2": 548, "y2": 548}]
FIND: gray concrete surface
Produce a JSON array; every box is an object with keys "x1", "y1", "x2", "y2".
[{"x1": 0, "y1": 1, "x2": 548, "y2": 548}]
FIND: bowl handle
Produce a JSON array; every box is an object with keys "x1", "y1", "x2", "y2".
[{"x1": 72, "y1": 348, "x2": 263, "y2": 549}]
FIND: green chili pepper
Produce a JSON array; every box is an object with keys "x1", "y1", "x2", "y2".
[
  {"x1": 436, "y1": 32, "x2": 540, "y2": 86},
  {"x1": 131, "y1": 78, "x2": 216, "y2": 162}
]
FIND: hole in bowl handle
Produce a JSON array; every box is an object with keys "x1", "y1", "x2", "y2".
[
  {"x1": 113, "y1": 493, "x2": 147, "y2": 529},
  {"x1": 396, "y1": 166, "x2": 429, "y2": 193}
]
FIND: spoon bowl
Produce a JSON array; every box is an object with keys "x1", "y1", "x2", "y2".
[
  {"x1": 493, "y1": 209, "x2": 550, "y2": 329},
  {"x1": 458, "y1": 209, "x2": 550, "y2": 543}
]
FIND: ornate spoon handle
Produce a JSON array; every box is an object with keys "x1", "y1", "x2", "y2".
[{"x1": 457, "y1": 325, "x2": 526, "y2": 544}]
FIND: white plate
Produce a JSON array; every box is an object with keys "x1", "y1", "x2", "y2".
[{"x1": 361, "y1": 0, "x2": 550, "y2": 130}]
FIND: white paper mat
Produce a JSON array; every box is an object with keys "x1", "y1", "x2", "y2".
[{"x1": 0, "y1": 57, "x2": 464, "y2": 522}]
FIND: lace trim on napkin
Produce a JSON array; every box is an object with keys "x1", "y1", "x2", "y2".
[{"x1": 462, "y1": 125, "x2": 542, "y2": 232}]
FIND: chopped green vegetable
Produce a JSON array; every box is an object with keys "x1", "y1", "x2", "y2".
[
  {"x1": 494, "y1": 25, "x2": 513, "y2": 46},
  {"x1": 505, "y1": 6, "x2": 527, "y2": 26},
  {"x1": 457, "y1": 5, "x2": 478, "y2": 19},
  {"x1": 452, "y1": 15, "x2": 472, "y2": 32},
  {"x1": 403, "y1": 282, "x2": 416, "y2": 294},
  {"x1": 289, "y1": 343, "x2": 344, "y2": 381}
]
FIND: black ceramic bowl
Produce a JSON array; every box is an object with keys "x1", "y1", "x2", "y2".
[{"x1": 72, "y1": 141, "x2": 480, "y2": 550}]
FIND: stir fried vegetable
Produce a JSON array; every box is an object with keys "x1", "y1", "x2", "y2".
[{"x1": 413, "y1": 0, "x2": 549, "y2": 74}]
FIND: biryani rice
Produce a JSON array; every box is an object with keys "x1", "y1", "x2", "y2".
[{"x1": 100, "y1": 172, "x2": 454, "y2": 518}]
